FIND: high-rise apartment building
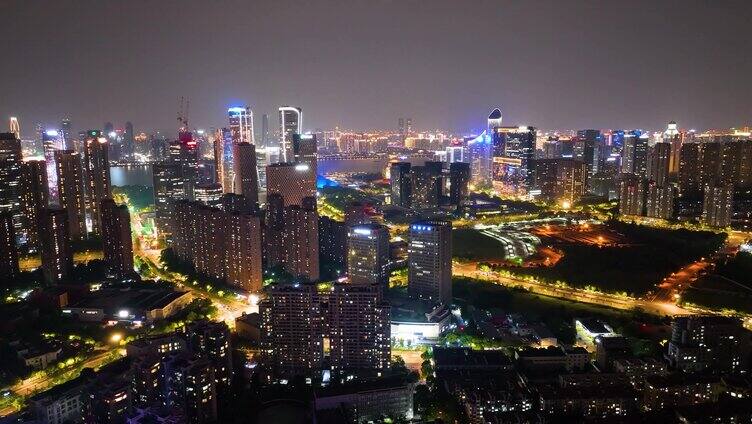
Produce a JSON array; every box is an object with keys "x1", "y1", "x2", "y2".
[
  {"x1": 664, "y1": 121, "x2": 682, "y2": 174},
  {"x1": 0, "y1": 133, "x2": 24, "y2": 240},
  {"x1": 101, "y1": 198, "x2": 134, "y2": 278},
  {"x1": 266, "y1": 162, "x2": 316, "y2": 207},
  {"x1": 194, "y1": 183, "x2": 223, "y2": 208},
  {"x1": 347, "y1": 224, "x2": 390, "y2": 288},
  {"x1": 702, "y1": 183, "x2": 733, "y2": 227},
  {"x1": 55, "y1": 150, "x2": 86, "y2": 241},
  {"x1": 152, "y1": 162, "x2": 185, "y2": 237},
  {"x1": 20, "y1": 160, "x2": 49, "y2": 250},
  {"x1": 283, "y1": 197, "x2": 319, "y2": 281},
  {"x1": 83, "y1": 130, "x2": 111, "y2": 234},
  {"x1": 668, "y1": 316, "x2": 750, "y2": 373},
  {"x1": 619, "y1": 175, "x2": 645, "y2": 216},
  {"x1": 646, "y1": 182, "x2": 674, "y2": 220},
  {"x1": 40, "y1": 208, "x2": 73, "y2": 284},
  {"x1": 621, "y1": 133, "x2": 648, "y2": 179},
  {"x1": 408, "y1": 220, "x2": 452, "y2": 305},
  {"x1": 0, "y1": 212, "x2": 19, "y2": 283},
  {"x1": 533, "y1": 159, "x2": 587, "y2": 205},
  {"x1": 647, "y1": 142, "x2": 671, "y2": 186},
  {"x1": 328, "y1": 284, "x2": 391, "y2": 372},
  {"x1": 184, "y1": 320, "x2": 233, "y2": 391},
  {"x1": 172, "y1": 199, "x2": 263, "y2": 292},
  {"x1": 279, "y1": 106, "x2": 302, "y2": 162}
]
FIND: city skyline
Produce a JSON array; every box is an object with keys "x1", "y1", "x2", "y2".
[{"x1": 4, "y1": 0, "x2": 752, "y2": 134}]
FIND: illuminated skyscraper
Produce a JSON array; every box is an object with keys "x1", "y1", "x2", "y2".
[
  {"x1": 619, "y1": 174, "x2": 645, "y2": 216},
  {"x1": 487, "y1": 108, "x2": 503, "y2": 130},
  {"x1": 646, "y1": 182, "x2": 674, "y2": 220},
  {"x1": 261, "y1": 113, "x2": 270, "y2": 147},
  {"x1": 61, "y1": 119, "x2": 73, "y2": 150},
  {"x1": 278, "y1": 106, "x2": 302, "y2": 162},
  {"x1": 228, "y1": 106, "x2": 254, "y2": 145},
  {"x1": 42, "y1": 129, "x2": 64, "y2": 204},
  {"x1": 123, "y1": 121, "x2": 134, "y2": 157},
  {"x1": 621, "y1": 133, "x2": 648, "y2": 179},
  {"x1": 664, "y1": 121, "x2": 682, "y2": 174},
  {"x1": 702, "y1": 183, "x2": 733, "y2": 228},
  {"x1": 491, "y1": 125, "x2": 537, "y2": 195},
  {"x1": 292, "y1": 133, "x2": 317, "y2": 174},
  {"x1": 408, "y1": 220, "x2": 452, "y2": 305},
  {"x1": 9, "y1": 117, "x2": 20, "y2": 139},
  {"x1": 194, "y1": 183, "x2": 223, "y2": 208},
  {"x1": 532, "y1": 158, "x2": 587, "y2": 204},
  {"x1": 40, "y1": 207, "x2": 73, "y2": 284},
  {"x1": 83, "y1": 130, "x2": 111, "y2": 234},
  {"x1": 55, "y1": 150, "x2": 87, "y2": 241},
  {"x1": 410, "y1": 166, "x2": 440, "y2": 209},
  {"x1": 283, "y1": 197, "x2": 319, "y2": 281},
  {"x1": 152, "y1": 162, "x2": 185, "y2": 236},
  {"x1": 20, "y1": 160, "x2": 48, "y2": 250},
  {"x1": 0, "y1": 133, "x2": 23, "y2": 240},
  {"x1": 449, "y1": 162, "x2": 470, "y2": 206},
  {"x1": 466, "y1": 131, "x2": 493, "y2": 187},
  {"x1": 0, "y1": 212, "x2": 19, "y2": 283},
  {"x1": 347, "y1": 223, "x2": 390, "y2": 288}
]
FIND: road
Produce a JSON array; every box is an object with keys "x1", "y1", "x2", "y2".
[{"x1": 453, "y1": 261, "x2": 690, "y2": 316}]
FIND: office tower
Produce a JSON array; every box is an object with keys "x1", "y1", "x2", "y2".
[
  {"x1": 487, "y1": 108, "x2": 503, "y2": 130},
  {"x1": 259, "y1": 283, "x2": 326, "y2": 377},
  {"x1": 0, "y1": 133, "x2": 23, "y2": 239},
  {"x1": 318, "y1": 216, "x2": 347, "y2": 269},
  {"x1": 264, "y1": 194, "x2": 286, "y2": 266},
  {"x1": 491, "y1": 125, "x2": 537, "y2": 195},
  {"x1": 283, "y1": 197, "x2": 319, "y2": 281},
  {"x1": 172, "y1": 199, "x2": 263, "y2": 291},
  {"x1": 100, "y1": 198, "x2": 134, "y2": 277},
  {"x1": 533, "y1": 158, "x2": 587, "y2": 204},
  {"x1": 185, "y1": 321, "x2": 233, "y2": 390},
  {"x1": 668, "y1": 316, "x2": 750, "y2": 373},
  {"x1": 292, "y1": 133, "x2": 317, "y2": 173},
  {"x1": 576, "y1": 129, "x2": 601, "y2": 184},
  {"x1": 9, "y1": 117, "x2": 20, "y2": 139},
  {"x1": 619, "y1": 175, "x2": 645, "y2": 216},
  {"x1": 20, "y1": 160, "x2": 48, "y2": 250},
  {"x1": 646, "y1": 182, "x2": 674, "y2": 219},
  {"x1": 83, "y1": 130, "x2": 111, "y2": 234},
  {"x1": 405, "y1": 118, "x2": 412, "y2": 136},
  {"x1": 702, "y1": 183, "x2": 733, "y2": 227},
  {"x1": 152, "y1": 162, "x2": 185, "y2": 236},
  {"x1": 408, "y1": 220, "x2": 452, "y2": 305},
  {"x1": 228, "y1": 106, "x2": 254, "y2": 144},
  {"x1": 398, "y1": 118, "x2": 405, "y2": 137},
  {"x1": 170, "y1": 135, "x2": 200, "y2": 199},
  {"x1": 621, "y1": 133, "x2": 648, "y2": 179},
  {"x1": 446, "y1": 144, "x2": 465, "y2": 163},
  {"x1": 329, "y1": 283, "x2": 391, "y2": 372},
  {"x1": 60, "y1": 119, "x2": 73, "y2": 150},
  {"x1": 266, "y1": 162, "x2": 316, "y2": 207},
  {"x1": 647, "y1": 142, "x2": 671, "y2": 186},
  {"x1": 390, "y1": 162, "x2": 412, "y2": 207},
  {"x1": 664, "y1": 121, "x2": 683, "y2": 174},
  {"x1": 410, "y1": 166, "x2": 440, "y2": 209},
  {"x1": 123, "y1": 121, "x2": 134, "y2": 157},
  {"x1": 233, "y1": 142, "x2": 259, "y2": 205},
  {"x1": 255, "y1": 146, "x2": 268, "y2": 204},
  {"x1": 449, "y1": 162, "x2": 470, "y2": 206},
  {"x1": 466, "y1": 132, "x2": 493, "y2": 187},
  {"x1": 0, "y1": 212, "x2": 19, "y2": 283},
  {"x1": 279, "y1": 106, "x2": 302, "y2": 162},
  {"x1": 261, "y1": 113, "x2": 270, "y2": 146},
  {"x1": 194, "y1": 183, "x2": 223, "y2": 208},
  {"x1": 216, "y1": 128, "x2": 234, "y2": 193},
  {"x1": 130, "y1": 355, "x2": 164, "y2": 408},
  {"x1": 42, "y1": 129, "x2": 64, "y2": 204},
  {"x1": 40, "y1": 208, "x2": 73, "y2": 284},
  {"x1": 55, "y1": 151, "x2": 86, "y2": 241},
  {"x1": 347, "y1": 224, "x2": 390, "y2": 288}
]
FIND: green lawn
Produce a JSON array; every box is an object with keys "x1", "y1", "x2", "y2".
[{"x1": 452, "y1": 228, "x2": 508, "y2": 261}]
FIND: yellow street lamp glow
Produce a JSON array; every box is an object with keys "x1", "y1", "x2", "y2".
[
  {"x1": 110, "y1": 333, "x2": 123, "y2": 343},
  {"x1": 561, "y1": 200, "x2": 571, "y2": 210}
]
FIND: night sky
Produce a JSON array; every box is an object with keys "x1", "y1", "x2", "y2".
[{"x1": 3, "y1": 0, "x2": 752, "y2": 135}]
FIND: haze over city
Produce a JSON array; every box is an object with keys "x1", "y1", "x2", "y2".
[{"x1": 4, "y1": 0, "x2": 752, "y2": 133}]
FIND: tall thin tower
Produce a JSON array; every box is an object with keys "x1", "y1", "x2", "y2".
[
  {"x1": 279, "y1": 106, "x2": 302, "y2": 162},
  {"x1": 9, "y1": 117, "x2": 20, "y2": 139}
]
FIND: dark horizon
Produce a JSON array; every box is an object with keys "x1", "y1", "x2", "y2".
[{"x1": 4, "y1": 0, "x2": 752, "y2": 135}]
